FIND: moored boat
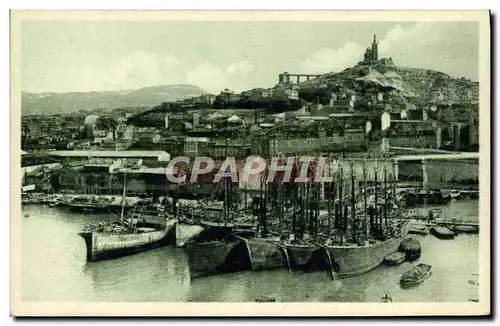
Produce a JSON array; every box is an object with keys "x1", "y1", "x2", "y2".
[
  {"x1": 78, "y1": 220, "x2": 176, "y2": 262},
  {"x1": 430, "y1": 226, "x2": 455, "y2": 239},
  {"x1": 255, "y1": 295, "x2": 276, "y2": 302},
  {"x1": 184, "y1": 231, "x2": 254, "y2": 278},
  {"x1": 77, "y1": 168, "x2": 176, "y2": 262},
  {"x1": 452, "y1": 225, "x2": 479, "y2": 234},
  {"x1": 285, "y1": 242, "x2": 323, "y2": 270},
  {"x1": 467, "y1": 273, "x2": 479, "y2": 302},
  {"x1": 450, "y1": 190, "x2": 462, "y2": 200},
  {"x1": 383, "y1": 252, "x2": 406, "y2": 266},
  {"x1": 400, "y1": 263, "x2": 432, "y2": 288},
  {"x1": 409, "y1": 222, "x2": 429, "y2": 235},
  {"x1": 175, "y1": 221, "x2": 205, "y2": 247},
  {"x1": 235, "y1": 235, "x2": 289, "y2": 271},
  {"x1": 323, "y1": 221, "x2": 411, "y2": 278},
  {"x1": 399, "y1": 237, "x2": 421, "y2": 261}
]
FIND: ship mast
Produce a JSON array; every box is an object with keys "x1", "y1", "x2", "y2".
[
  {"x1": 260, "y1": 157, "x2": 268, "y2": 237},
  {"x1": 164, "y1": 167, "x2": 167, "y2": 219},
  {"x1": 258, "y1": 167, "x2": 265, "y2": 236},
  {"x1": 339, "y1": 156, "x2": 344, "y2": 245},
  {"x1": 374, "y1": 156, "x2": 379, "y2": 234},
  {"x1": 363, "y1": 155, "x2": 368, "y2": 239},
  {"x1": 350, "y1": 159, "x2": 356, "y2": 243},
  {"x1": 281, "y1": 178, "x2": 286, "y2": 239},
  {"x1": 327, "y1": 155, "x2": 333, "y2": 237},
  {"x1": 384, "y1": 155, "x2": 388, "y2": 232},
  {"x1": 264, "y1": 158, "x2": 269, "y2": 236},
  {"x1": 224, "y1": 122, "x2": 229, "y2": 227},
  {"x1": 334, "y1": 158, "x2": 340, "y2": 236},
  {"x1": 392, "y1": 160, "x2": 397, "y2": 211},
  {"x1": 300, "y1": 176, "x2": 306, "y2": 240},
  {"x1": 292, "y1": 177, "x2": 297, "y2": 239},
  {"x1": 277, "y1": 178, "x2": 282, "y2": 235},
  {"x1": 244, "y1": 178, "x2": 248, "y2": 215},
  {"x1": 314, "y1": 175, "x2": 320, "y2": 240},
  {"x1": 120, "y1": 167, "x2": 127, "y2": 226}
]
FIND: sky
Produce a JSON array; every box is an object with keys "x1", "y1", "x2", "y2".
[{"x1": 21, "y1": 21, "x2": 479, "y2": 94}]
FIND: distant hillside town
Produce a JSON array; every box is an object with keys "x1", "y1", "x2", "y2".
[{"x1": 22, "y1": 34, "x2": 479, "y2": 197}]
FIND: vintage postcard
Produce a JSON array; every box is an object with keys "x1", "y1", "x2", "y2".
[{"x1": 10, "y1": 10, "x2": 490, "y2": 316}]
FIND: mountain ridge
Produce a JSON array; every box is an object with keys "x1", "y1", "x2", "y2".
[{"x1": 22, "y1": 84, "x2": 206, "y2": 115}]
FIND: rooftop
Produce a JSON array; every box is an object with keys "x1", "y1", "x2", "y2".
[
  {"x1": 184, "y1": 137, "x2": 210, "y2": 142},
  {"x1": 49, "y1": 150, "x2": 170, "y2": 159}
]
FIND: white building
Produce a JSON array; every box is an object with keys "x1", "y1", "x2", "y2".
[
  {"x1": 285, "y1": 89, "x2": 299, "y2": 100},
  {"x1": 183, "y1": 137, "x2": 210, "y2": 157}
]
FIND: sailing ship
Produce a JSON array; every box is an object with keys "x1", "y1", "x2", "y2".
[
  {"x1": 233, "y1": 158, "x2": 293, "y2": 272},
  {"x1": 78, "y1": 168, "x2": 176, "y2": 262},
  {"x1": 184, "y1": 169, "x2": 256, "y2": 278},
  {"x1": 186, "y1": 154, "x2": 410, "y2": 279},
  {"x1": 285, "y1": 176, "x2": 327, "y2": 271},
  {"x1": 318, "y1": 157, "x2": 410, "y2": 278}
]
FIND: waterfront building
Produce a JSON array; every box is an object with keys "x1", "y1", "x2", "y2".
[
  {"x1": 183, "y1": 137, "x2": 210, "y2": 157},
  {"x1": 48, "y1": 150, "x2": 170, "y2": 165}
]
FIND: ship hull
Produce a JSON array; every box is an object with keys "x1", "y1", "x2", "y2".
[
  {"x1": 324, "y1": 222, "x2": 411, "y2": 279},
  {"x1": 185, "y1": 238, "x2": 251, "y2": 278},
  {"x1": 78, "y1": 220, "x2": 176, "y2": 262},
  {"x1": 237, "y1": 237, "x2": 288, "y2": 271},
  {"x1": 286, "y1": 244, "x2": 323, "y2": 270},
  {"x1": 430, "y1": 227, "x2": 455, "y2": 239},
  {"x1": 175, "y1": 223, "x2": 205, "y2": 247}
]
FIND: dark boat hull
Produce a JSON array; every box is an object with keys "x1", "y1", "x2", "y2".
[
  {"x1": 400, "y1": 264, "x2": 432, "y2": 288},
  {"x1": 78, "y1": 220, "x2": 176, "y2": 262},
  {"x1": 324, "y1": 222, "x2": 411, "y2": 278},
  {"x1": 69, "y1": 205, "x2": 125, "y2": 214},
  {"x1": 286, "y1": 244, "x2": 323, "y2": 269},
  {"x1": 430, "y1": 227, "x2": 455, "y2": 239},
  {"x1": 383, "y1": 252, "x2": 406, "y2": 266},
  {"x1": 452, "y1": 225, "x2": 479, "y2": 234},
  {"x1": 184, "y1": 238, "x2": 251, "y2": 278},
  {"x1": 237, "y1": 237, "x2": 288, "y2": 271},
  {"x1": 175, "y1": 223, "x2": 205, "y2": 247}
]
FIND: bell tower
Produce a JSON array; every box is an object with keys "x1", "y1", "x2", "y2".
[{"x1": 371, "y1": 34, "x2": 378, "y2": 61}]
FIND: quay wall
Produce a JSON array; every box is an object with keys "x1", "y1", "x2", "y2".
[{"x1": 397, "y1": 159, "x2": 478, "y2": 185}]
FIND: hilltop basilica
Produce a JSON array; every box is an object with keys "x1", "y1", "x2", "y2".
[{"x1": 358, "y1": 34, "x2": 394, "y2": 66}]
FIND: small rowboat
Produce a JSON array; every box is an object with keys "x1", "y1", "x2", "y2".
[
  {"x1": 468, "y1": 273, "x2": 479, "y2": 302},
  {"x1": 400, "y1": 263, "x2": 432, "y2": 288},
  {"x1": 453, "y1": 225, "x2": 479, "y2": 234},
  {"x1": 399, "y1": 238, "x2": 421, "y2": 261},
  {"x1": 409, "y1": 223, "x2": 429, "y2": 235},
  {"x1": 384, "y1": 252, "x2": 406, "y2": 266},
  {"x1": 255, "y1": 295, "x2": 276, "y2": 302},
  {"x1": 431, "y1": 226, "x2": 455, "y2": 239},
  {"x1": 450, "y1": 191, "x2": 462, "y2": 200}
]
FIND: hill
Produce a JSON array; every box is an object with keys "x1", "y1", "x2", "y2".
[
  {"x1": 296, "y1": 62, "x2": 479, "y2": 112},
  {"x1": 21, "y1": 84, "x2": 206, "y2": 115}
]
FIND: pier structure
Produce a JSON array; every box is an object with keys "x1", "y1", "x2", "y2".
[
  {"x1": 392, "y1": 152, "x2": 479, "y2": 188},
  {"x1": 278, "y1": 72, "x2": 322, "y2": 84}
]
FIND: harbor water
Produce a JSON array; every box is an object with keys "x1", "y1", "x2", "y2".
[{"x1": 20, "y1": 199, "x2": 479, "y2": 302}]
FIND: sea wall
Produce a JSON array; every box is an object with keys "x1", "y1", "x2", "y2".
[{"x1": 397, "y1": 159, "x2": 478, "y2": 185}]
